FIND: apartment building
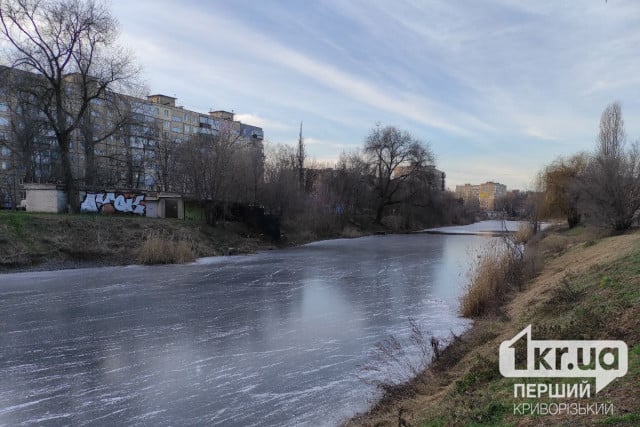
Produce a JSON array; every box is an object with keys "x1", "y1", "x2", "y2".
[
  {"x1": 479, "y1": 181, "x2": 507, "y2": 210},
  {"x1": 455, "y1": 181, "x2": 507, "y2": 211},
  {"x1": 0, "y1": 68, "x2": 264, "y2": 208},
  {"x1": 455, "y1": 183, "x2": 480, "y2": 202}
]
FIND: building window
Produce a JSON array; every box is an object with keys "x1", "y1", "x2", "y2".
[
  {"x1": 163, "y1": 121, "x2": 170, "y2": 129},
  {"x1": 184, "y1": 125, "x2": 190, "y2": 133},
  {"x1": 164, "y1": 109, "x2": 169, "y2": 117}
]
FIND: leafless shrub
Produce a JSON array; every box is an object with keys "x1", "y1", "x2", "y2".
[
  {"x1": 522, "y1": 244, "x2": 543, "y2": 280},
  {"x1": 359, "y1": 318, "x2": 456, "y2": 391},
  {"x1": 341, "y1": 226, "x2": 363, "y2": 238},
  {"x1": 539, "y1": 234, "x2": 568, "y2": 255},
  {"x1": 513, "y1": 222, "x2": 533, "y2": 244},
  {"x1": 460, "y1": 233, "x2": 541, "y2": 318},
  {"x1": 138, "y1": 234, "x2": 195, "y2": 264}
]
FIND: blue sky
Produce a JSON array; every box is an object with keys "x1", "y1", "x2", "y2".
[{"x1": 111, "y1": 0, "x2": 640, "y2": 190}]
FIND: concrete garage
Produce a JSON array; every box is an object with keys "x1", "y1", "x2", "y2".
[{"x1": 23, "y1": 183, "x2": 68, "y2": 213}]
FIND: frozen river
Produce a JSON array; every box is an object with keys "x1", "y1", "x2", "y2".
[{"x1": 0, "y1": 222, "x2": 510, "y2": 426}]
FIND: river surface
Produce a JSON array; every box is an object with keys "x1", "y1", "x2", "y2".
[{"x1": 0, "y1": 221, "x2": 513, "y2": 426}]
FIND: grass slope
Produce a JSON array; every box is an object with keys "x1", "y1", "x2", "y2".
[{"x1": 0, "y1": 211, "x2": 273, "y2": 271}]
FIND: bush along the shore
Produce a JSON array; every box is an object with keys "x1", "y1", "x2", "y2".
[
  {"x1": 137, "y1": 233, "x2": 196, "y2": 265},
  {"x1": 460, "y1": 224, "x2": 542, "y2": 318}
]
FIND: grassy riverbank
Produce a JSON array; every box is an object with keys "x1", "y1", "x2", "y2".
[
  {"x1": 0, "y1": 211, "x2": 389, "y2": 272},
  {"x1": 346, "y1": 225, "x2": 640, "y2": 426},
  {"x1": 0, "y1": 211, "x2": 281, "y2": 272}
]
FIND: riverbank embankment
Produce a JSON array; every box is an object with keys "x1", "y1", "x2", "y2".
[
  {"x1": 0, "y1": 211, "x2": 451, "y2": 273},
  {"x1": 346, "y1": 225, "x2": 640, "y2": 426},
  {"x1": 0, "y1": 211, "x2": 280, "y2": 272}
]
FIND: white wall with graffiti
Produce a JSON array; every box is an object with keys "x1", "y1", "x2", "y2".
[
  {"x1": 23, "y1": 187, "x2": 184, "y2": 218},
  {"x1": 81, "y1": 192, "x2": 146, "y2": 215}
]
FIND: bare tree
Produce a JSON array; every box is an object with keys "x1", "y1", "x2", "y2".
[
  {"x1": 296, "y1": 121, "x2": 305, "y2": 191},
  {"x1": 331, "y1": 150, "x2": 371, "y2": 220},
  {"x1": 1, "y1": 69, "x2": 56, "y2": 186},
  {"x1": 364, "y1": 125, "x2": 434, "y2": 224},
  {"x1": 152, "y1": 122, "x2": 178, "y2": 192},
  {"x1": 0, "y1": 0, "x2": 139, "y2": 212},
  {"x1": 0, "y1": 68, "x2": 60, "y2": 207},
  {"x1": 230, "y1": 139, "x2": 264, "y2": 204},
  {"x1": 580, "y1": 102, "x2": 640, "y2": 231},
  {"x1": 261, "y1": 142, "x2": 300, "y2": 216},
  {"x1": 598, "y1": 102, "x2": 625, "y2": 158},
  {"x1": 538, "y1": 154, "x2": 589, "y2": 228},
  {"x1": 175, "y1": 123, "x2": 243, "y2": 203},
  {"x1": 79, "y1": 94, "x2": 142, "y2": 189}
]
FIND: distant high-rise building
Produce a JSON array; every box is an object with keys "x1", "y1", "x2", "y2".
[
  {"x1": 479, "y1": 182, "x2": 507, "y2": 210},
  {"x1": 455, "y1": 183, "x2": 480, "y2": 202},
  {"x1": 455, "y1": 181, "x2": 507, "y2": 211}
]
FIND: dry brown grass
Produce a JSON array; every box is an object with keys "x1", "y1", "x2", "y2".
[
  {"x1": 0, "y1": 211, "x2": 275, "y2": 271},
  {"x1": 538, "y1": 233, "x2": 569, "y2": 255},
  {"x1": 137, "y1": 235, "x2": 195, "y2": 265},
  {"x1": 460, "y1": 237, "x2": 541, "y2": 318},
  {"x1": 460, "y1": 242, "x2": 512, "y2": 317},
  {"x1": 341, "y1": 226, "x2": 364, "y2": 239},
  {"x1": 513, "y1": 222, "x2": 533, "y2": 244}
]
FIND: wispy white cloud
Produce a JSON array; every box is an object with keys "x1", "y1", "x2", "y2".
[{"x1": 234, "y1": 114, "x2": 294, "y2": 132}]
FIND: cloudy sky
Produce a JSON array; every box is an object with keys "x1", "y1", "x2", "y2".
[{"x1": 111, "y1": 0, "x2": 640, "y2": 190}]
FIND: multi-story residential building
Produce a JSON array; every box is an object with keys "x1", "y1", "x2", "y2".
[
  {"x1": 479, "y1": 181, "x2": 507, "y2": 211},
  {"x1": 455, "y1": 183, "x2": 480, "y2": 203},
  {"x1": 455, "y1": 181, "x2": 507, "y2": 211},
  {"x1": 0, "y1": 68, "x2": 264, "y2": 208}
]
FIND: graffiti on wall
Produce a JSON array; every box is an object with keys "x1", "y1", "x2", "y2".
[{"x1": 81, "y1": 192, "x2": 146, "y2": 215}]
